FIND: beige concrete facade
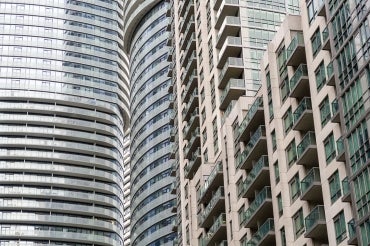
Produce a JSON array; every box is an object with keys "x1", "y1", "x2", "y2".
[{"x1": 167, "y1": 0, "x2": 369, "y2": 245}]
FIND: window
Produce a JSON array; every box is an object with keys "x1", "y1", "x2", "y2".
[
  {"x1": 286, "y1": 140, "x2": 297, "y2": 166},
  {"x1": 289, "y1": 173, "x2": 300, "y2": 203},
  {"x1": 315, "y1": 61, "x2": 326, "y2": 91},
  {"x1": 334, "y1": 211, "x2": 347, "y2": 243},
  {"x1": 319, "y1": 97, "x2": 331, "y2": 127},
  {"x1": 293, "y1": 208, "x2": 304, "y2": 238},
  {"x1": 280, "y1": 78, "x2": 290, "y2": 102},
  {"x1": 271, "y1": 130, "x2": 277, "y2": 151},
  {"x1": 277, "y1": 193, "x2": 283, "y2": 216},
  {"x1": 283, "y1": 108, "x2": 293, "y2": 134},
  {"x1": 324, "y1": 133, "x2": 336, "y2": 164},
  {"x1": 311, "y1": 28, "x2": 322, "y2": 56},
  {"x1": 280, "y1": 227, "x2": 287, "y2": 246},
  {"x1": 329, "y1": 171, "x2": 342, "y2": 203},
  {"x1": 274, "y1": 161, "x2": 280, "y2": 183},
  {"x1": 238, "y1": 205, "x2": 244, "y2": 226}
]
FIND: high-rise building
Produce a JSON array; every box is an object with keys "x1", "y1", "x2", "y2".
[
  {"x1": 0, "y1": 1, "x2": 129, "y2": 245},
  {"x1": 123, "y1": 1, "x2": 177, "y2": 246},
  {"x1": 167, "y1": 0, "x2": 300, "y2": 244},
  {"x1": 169, "y1": 0, "x2": 369, "y2": 245}
]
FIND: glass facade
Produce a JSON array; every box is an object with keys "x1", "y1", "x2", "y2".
[
  {"x1": 125, "y1": 1, "x2": 176, "y2": 246},
  {"x1": 0, "y1": 1, "x2": 129, "y2": 245}
]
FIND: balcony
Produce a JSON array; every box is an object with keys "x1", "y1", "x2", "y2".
[
  {"x1": 170, "y1": 127, "x2": 177, "y2": 142},
  {"x1": 326, "y1": 62, "x2": 335, "y2": 86},
  {"x1": 289, "y1": 64, "x2": 309, "y2": 98},
  {"x1": 183, "y1": 74, "x2": 198, "y2": 102},
  {"x1": 216, "y1": 16, "x2": 241, "y2": 49},
  {"x1": 167, "y1": 63, "x2": 173, "y2": 77},
  {"x1": 336, "y1": 137, "x2": 345, "y2": 162},
  {"x1": 243, "y1": 187, "x2": 273, "y2": 228},
  {"x1": 169, "y1": 143, "x2": 177, "y2": 159},
  {"x1": 239, "y1": 155, "x2": 269, "y2": 198},
  {"x1": 348, "y1": 219, "x2": 358, "y2": 245},
  {"x1": 341, "y1": 177, "x2": 351, "y2": 202},
  {"x1": 331, "y1": 98, "x2": 340, "y2": 123},
  {"x1": 185, "y1": 147, "x2": 201, "y2": 179},
  {"x1": 170, "y1": 182, "x2": 177, "y2": 194},
  {"x1": 198, "y1": 161, "x2": 224, "y2": 204},
  {"x1": 293, "y1": 97, "x2": 314, "y2": 131},
  {"x1": 296, "y1": 131, "x2": 318, "y2": 166},
  {"x1": 219, "y1": 79, "x2": 245, "y2": 110},
  {"x1": 184, "y1": 128, "x2": 200, "y2": 159},
  {"x1": 317, "y1": 0, "x2": 326, "y2": 17},
  {"x1": 215, "y1": 0, "x2": 239, "y2": 29},
  {"x1": 217, "y1": 37, "x2": 242, "y2": 68},
  {"x1": 237, "y1": 126, "x2": 267, "y2": 170},
  {"x1": 218, "y1": 57, "x2": 244, "y2": 89},
  {"x1": 238, "y1": 97, "x2": 264, "y2": 142},
  {"x1": 242, "y1": 218, "x2": 275, "y2": 246},
  {"x1": 167, "y1": 48, "x2": 173, "y2": 62},
  {"x1": 300, "y1": 167, "x2": 322, "y2": 202},
  {"x1": 204, "y1": 213, "x2": 227, "y2": 245},
  {"x1": 322, "y1": 26, "x2": 330, "y2": 50},
  {"x1": 170, "y1": 161, "x2": 177, "y2": 177},
  {"x1": 171, "y1": 218, "x2": 178, "y2": 232},
  {"x1": 182, "y1": 93, "x2": 198, "y2": 121},
  {"x1": 198, "y1": 186, "x2": 225, "y2": 228},
  {"x1": 286, "y1": 32, "x2": 306, "y2": 66},
  {"x1": 304, "y1": 205, "x2": 327, "y2": 240},
  {"x1": 183, "y1": 2, "x2": 194, "y2": 25},
  {"x1": 183, "y1": 108, "x2": 200, "y2": 140}
]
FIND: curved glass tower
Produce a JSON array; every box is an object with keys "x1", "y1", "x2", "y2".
[
  {"x1": 0, "y1": 1, "x2": 129, "y2": 245},
  {"x1": 124, "y1": 1, "x2": 176, "y2": 246}
]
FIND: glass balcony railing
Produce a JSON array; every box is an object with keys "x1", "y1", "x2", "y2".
[
  {"x1": 301, "y1": 167, "x2": 321, "y2": 195},
  {"x1": 198, "y1": 186, "x2": 225, "y2": 225},
  {"x1": 220, "y1": 79, "x2": 245, "y2": 103},
  {"x1": 237, "y1": 125, "x2": 266, "y2": 168},
  {"x1": 198, "y1": 161, "x2": 223, "y2": 201},
  {"x1": 206, "y1": 213, "x2": 226, "y2": 239},
  {"x1": 326, "y1": 62, "x2": 334, "y2": 78},
  {"x1": 238, "y1": 96, "x2": 263, "y2": 136},
  {"x1": 331, "y1": 98, "x2": 339, "y2": 115},
  {"x1": 342, "y1": 177, "x2": 350, "y2": 196},
  {"x1": 238, "y1": 155, "x2": 269, "y2": 197},
  {"x1": 243, "y1": 218, "x2": 275, "y2": 246},
  {"x1": 305, "y1": 205, "x2": 326, "y2": 232},
  {"x1": 336, "y1": 137, "x2": 344, "y2": 155},
  {"x1": 293, "y1": 97, "x2": 312, "y2": 123},
  {"x1": 289, "y1": 64, "x2": 308, "y2": 90},
  {"x1": 242, "y1": 186, "x2": 271, "y2": 224},
  {"x1": 297, "y1": 131, "x2": 316, "y2": 158},
  {"x1": 348, "y1": 219, "x2": 356, "y2": 241},
  {"x1": 322, "y1": 26, "x2": 329, "y2": 43},
  {"x1": 218, "y1": 57, "x2": 243, "y2": 82},
  {"x1": 287, "y1": 32, "x2": 304, "y2": 59}
]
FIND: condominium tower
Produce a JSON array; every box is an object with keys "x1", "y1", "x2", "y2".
[
  {"x1": 124, "y1": 1, "x2": 176, "y2": 246},
  {"x1": 169, "y1": 0, "x2": 369, "y2": 245},
  {"x1": 0, "y1": 1, "x2": 130, "y2": 245}
]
